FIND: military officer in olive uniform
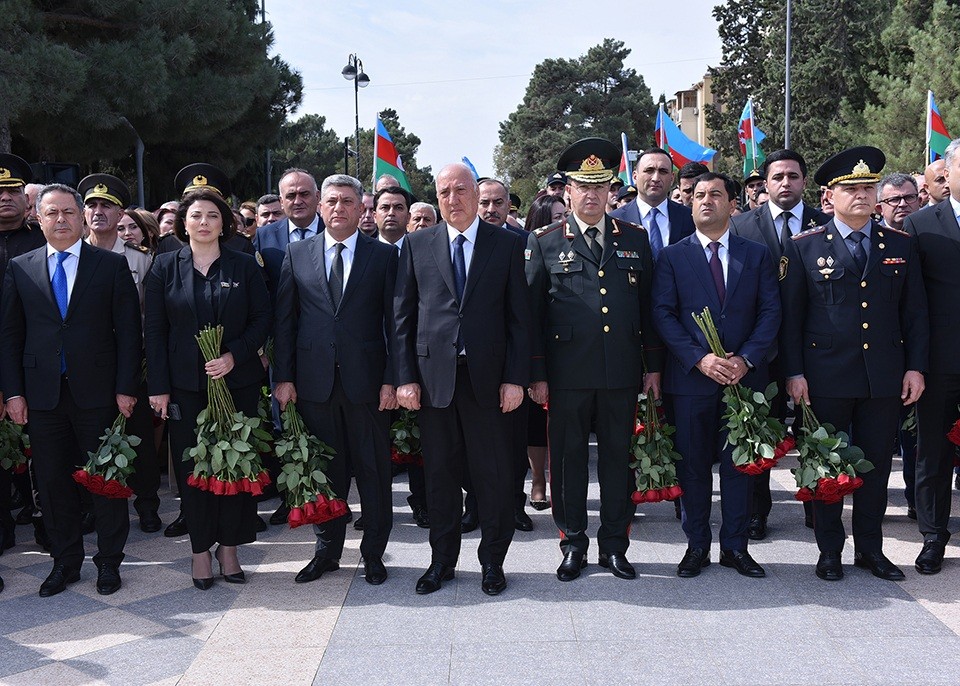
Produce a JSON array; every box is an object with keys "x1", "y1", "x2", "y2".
[
  {"x1": 781, "y1": 146, "x2": 928, "y2": 582},
  {"x1": 79, "y1": 174, "x2": 160, "y2": 533},
  {"x1": 526, "y1": 138, "x2": 664, "y2": 582}
]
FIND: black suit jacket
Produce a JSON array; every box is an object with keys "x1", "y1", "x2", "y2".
[
  {"x1": 904, "y1": 200, "x2": 960, "y2": 374},
  {"x1": 780, "y1": 220, "x2": 928, "y2": 398},
  {"x1": 144, "y1": 246, "x2": 272, "y2": 394},
  {"x1": 274, "y1": 231, "x2": 397, "y2": 405},
  {"x1": 610, "y1": 198, "x2": 696, "y2": 246},
  {"x1": 393, "y1": 220, "x2": 531, "y2": 409},
  {"x1": 0, "y1": 242, "x2": 142, "y2": 410},
  {"x1": 253, "y1": 215, "x2": 325, "y2": 302},
  {"x1": 730, "y1": 203, "x2": 832, "y2": 258}
]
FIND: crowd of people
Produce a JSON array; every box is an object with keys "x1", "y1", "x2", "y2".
[{"x1": 0, "y1": 131, "x2": 956, "y2": 599}]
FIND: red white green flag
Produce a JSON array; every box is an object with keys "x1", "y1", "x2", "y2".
[
  {"x1": 373, "y1": 115, "x2": 411, "y2": 191},
  {"x1": 927, "y1": 90, "x2": 952, "y2": 164},
  {"x1": 618, "y1": 132, "x2": 631, "y2": 185}
]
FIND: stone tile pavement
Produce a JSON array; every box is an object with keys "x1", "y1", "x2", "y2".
[{"x1": 2, "y1": 453, "x2": 960, "y2": 685}]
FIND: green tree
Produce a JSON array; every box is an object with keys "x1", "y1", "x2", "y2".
[
  {"x1": 268, "y1": 113, "x2": 344, "y2": 187},
  {"x1": 7, "y1": 0, "x2": 302, "y2": 207},
  {"x1": 495, "y1": 39, "x2": 655, "y2": 200},
  {"x1": 356, "y1": 108, "x2": 436, "y2": 204}
]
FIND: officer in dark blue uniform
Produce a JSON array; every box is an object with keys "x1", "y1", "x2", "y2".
[
  {"x1": 780, "y1": 146, "x2": 928, "y2": 582},
  {"x1": 526, "y1": 138, "x2": 664, "y2": 582}
]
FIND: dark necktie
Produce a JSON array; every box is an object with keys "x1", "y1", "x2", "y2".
[
  {"x1": 329, "y1": 243, "x2": 345, "y2": 309},
  {"x1": 294, "y1": 228, "x2": 307, "y2": 241},
  {"x1": 452, "y1": 234, "x2": 467, "y2": 301},
  {"x1": 846, "y1": 230, "x2": 867, "y2": 273},
  {"x1": 648, "y1": 208, "x2": 664, "y2": 259},
  {"x1": 779, "y1": 211, "x2": 794, "y2": 247},
  {"x1": 52, "y1": 251, "x2": 69, "y2": 373},
  {"x1": 708, "y1": 241, "x2": 725, "y2": 304},
  {"x1": 585, "y1": 226, "x2": 603, "y2": 262}
]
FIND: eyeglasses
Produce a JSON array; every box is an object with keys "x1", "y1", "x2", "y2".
[{"x1": 879, "y1": 193, "x2": 919, "y2": 207}]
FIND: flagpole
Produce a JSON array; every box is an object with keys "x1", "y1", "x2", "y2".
[
  {"x1": 372, "y1": 115, "x2": 379, "y2": 188},
  {"x1": 784, "y1": 0, "x2": 792, "y2": 148},
  {"x1": 749, "y1": 98, "x2": 758, "y2": 165},
  {"x1": 926, "y1": 90, "x2": 933, "y2": 166}
]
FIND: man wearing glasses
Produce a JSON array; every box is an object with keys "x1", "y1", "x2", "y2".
[{"x1": 876, "y1": 174, "x2": 921, "y2": 231}]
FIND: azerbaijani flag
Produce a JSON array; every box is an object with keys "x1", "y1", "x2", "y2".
[
  {"x1": 373, "y1": 115, "x2": 411, "y2": 191},
  {"x1": 461, "y1": 156, "x2": 480, "y2": 180},
  {"x1": 927, "y1": 90, "x2": 952, "y2": 164},
  {"x1": 654, "y1": 105, "x2": 716, "y2": 170},
  {"x1": 618, "y1": 132, "x2": 631, "y2": 184},
  {"x1": 738, "y1": 98, "x2": 767, "y2": 177}
]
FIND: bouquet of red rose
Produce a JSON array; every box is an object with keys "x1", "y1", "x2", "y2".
[
  {"x1": 792, "y1": 403, "x2": 873, "y2": 504},
  {"x1": 692, "y1": 308, "x2": 792, "y2": 475},
  {"x1": 390, "y1": 409, "x2": 423, "y2": 466},
  {"x1": 72, "y1": 413, "x2": 139, "y2": 499},
  {"x1": 0, "y1": 419, "x2": 29, "y2": 475},
  {"x1": 275, "y1": 401, "x2": 348, "y2": 528},
  {"x1": 629, "y1": 393, "x2": 683, "y2": 504},
  {"x1": 184, "y1": 325, "x2": 273, "y2": 496}
]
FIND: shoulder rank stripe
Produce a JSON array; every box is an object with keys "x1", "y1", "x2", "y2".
[
  {"x1": 611, "y1": 218, "x2": 646, "y2": 232},
  {"x1": 881, "y1": 225, "x2": 910, "y2": 236},
  {"x1": 533, "y1": 219, "x2": 564, "y2": 238},
  {"x1": 792, "y1": 226, "x2": 826, "y2": 240}
]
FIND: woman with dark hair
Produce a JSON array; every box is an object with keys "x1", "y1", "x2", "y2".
[
  {"x1": 521, "y1": 194, "x2": 567, "y2": 510},
  {"x1": 155, "y1": 202, "x2": 179, "y2": 237},
  {"x1": 119, "y1": 208, "x2": 161, "y2": 253},
  {"x1": 144, "y1": 189, "x2": 272, "y2": 589}
]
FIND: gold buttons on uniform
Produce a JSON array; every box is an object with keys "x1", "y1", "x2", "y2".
[
  {"x1": 598, "y1": 270, "x2": 605, "y2": 277},
  {"x1": 603, "y1": 325, "x2": 610, "y2": 333},
  {"x1": 600, "y1": 288, "x2": 607, "y2": 295},
  {"x1": 878, "y1": 243, "x2": 885, "y2": 249},
  {"x1": 602, "y1": 306, "x2": 608, "y2": 313},
  {"x1": 861, "y1": 302, "x2": 867, "y2": 308},
  {"x1": 863, "y1": 343, "x2": 869, "y2": 350},
  {"x1": 860, "y1": 281, "x2": 867, "y2": 288},
  {"x1": 862, "y1": 323, "x2": 869, "y2": 329}
]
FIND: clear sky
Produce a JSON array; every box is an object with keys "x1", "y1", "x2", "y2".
[{"x1": 266, "y1": 1, "x2": 723, "y2": 180}]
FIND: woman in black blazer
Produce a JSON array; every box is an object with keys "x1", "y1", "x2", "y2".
[{"x1": 144, "y1": 189, "x2": 272, "y2": 589}]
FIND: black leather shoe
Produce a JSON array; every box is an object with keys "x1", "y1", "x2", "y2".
[
  {"x1": 915, "y1": 541, "x2": 946, "y2": 575},
  {"x1": 719, "y1": 549, "x2": 766, "y2": 578},
  {"x1": 15, "y1": 503, "x2": 35, "y2": 525},
  {"x1": 412, "y1": 507, "x2": 430, "y2": 529},
  {"x1": 255, "y1": 515, "x2": 267, "y2": 533},
  {"x1": 364, "y1": 557, "x2": 387, "y2": 585},
  {"x1": 677, "y1": 548, "x2": 710, "y2": 578},
  {"x1": 96, "y1": 564, "x2": 122, "y2": 595},
  {"x1": 556, "y1": 551, "x2": 587, "y2": 582},
  {"x1": 270, "y1": 503, "x2": 290, "y2": 526},
  {"x1": 514, "y1": 510, "x2": 533, "y2": 532},
  {"x1": 854, "y1": 551, "x2": 904, "y2": 581},
  {"x1": 33, "y1": 518, "x2": 50, "y2": 552},
  {"x1": 215, "y1": 546, "x2": 245, "y2": 584},
  {"x1": 164, "y1": 514, "x2": 188, "y2": 538},
  {"x1": 295, "y1": 555, "x2": 339, "y2": 584},
  {"x1": 80, "y1": 512, "x2": 96, "y2": 535},
  {"x1": 39, "y1": 564, "x2": 81, "y2": 597},
  {"x1": 354, "y1": 515, "x2": 365, "y2": 531},
  {"x1": 461, "y1": 509, "x2": 478, "y2": 534},
  {"x1": 598, "y1": 552, "x2": 636, "y2": 579},
  {"x1": 481, "y1": 563, "x2": 506, "y2": 595},
  {"x1": 415, "y1": 562, "x2": 455, "y2": 594},
  {"x1": 746, "y1": 514, "x2": 767, "y2": 541},
  {"x1": 193, "y1": 577, "x2": 214, "y2": 590},
  {"x1": 816, "y1": 551, "x2": 843, "y2": 581},
  {"x1": 139, "y1": 511, "x2": 162, "y2": 534},
  {"x1": 0, "y1": 526, "x2": 14, "y2": 553}
]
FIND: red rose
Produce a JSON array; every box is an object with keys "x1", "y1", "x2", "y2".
[
  {"x1": 780, "y1": 436, "x2": 797, "y2": 453},
  {"x1": 665, "y1": 484, "x2": 683, "y2": 500},
  {"x1": 328, "y1": 498, "x2": 349, "y2": 519},
  {"x1": 288, "y1": 507, "x2": 305, "y2": 528},
  {"x1": 72, "y1": 469, "x2": 90, "y2": 487},
  {"x1": 14, "y1": 463, "x2": 27, "y2": 474},
  {"x1": 102, "y1": 479, "x2": 127, "y2": 498},
  {"x1": 948, "y1": 420, "x2": 960, "y2": 446},
  {"x1": 89, "y1": 474, "x2": 107, "y2": 495},
  {"x1": 316, "y1": 493, "x2": 328, "y2": 506},
  {"x1": 643, "y1": 489, "x2": 662, "y2": 503},
  {"x1": 631, "y1": 491, "x2": 643, "y2": 504},
  {"x1": 256, "y1": 471, "x2": 271, "y2": 486},
  {"x1": 814, "y1": 477, "x2": 842, "y2": 503},
  {"x1": 24, "y1": 447, "x2": 32, "y2": 458},
  {"x1": 795, "y1": 487, "x2": 814, "y2": 502},
  {"x1": 634, "y1": 422, "x2": 645, "y2": 436},
  {"x1": 212, "y1": 477, "x2": 226, "y2": 495}
]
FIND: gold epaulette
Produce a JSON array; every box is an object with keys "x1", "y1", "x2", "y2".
[
  {"x1": 792, "y1": 226, "x2": 826, "y2": 240},
  {"x1": 533, "y1": 220, "x2": 564, "y2": 238},
  {"x1": 124, "y1": 240, "x2": 149, "y2": 253},
  {"x1": 611, "y1": 218, "x2": 645, "y2": 232}
]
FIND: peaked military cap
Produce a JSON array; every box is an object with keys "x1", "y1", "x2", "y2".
[
  {"x1": 0, "y1": 154, "x2": 33, "y2": 189},
  {"x1": 556, "y1": 138, "x2": 620, "y2": 184},
  {"x1": 175, "y1": 163, "x2": 231, "y2": 199},
  {"x1": 78, "y1": 173, "x2": 130, "y2": 207},
  {"x1": 814, "y1": 146, "x2": 885, "y2": 188}
]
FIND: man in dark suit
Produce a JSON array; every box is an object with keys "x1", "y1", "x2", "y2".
[
  {"x1": 526, "y1": 138, "x2": 664, "y2": 582},
  {"x1": 1, "y1": 184, "x2": 141, "y2": 597},
  {"x1": 730, "y1": 149, "x2": 832, "y2": 540},
  {"x1": 274, "y1": 174, "x2": 398, "y2": 586},
  {"x1": 904, "y1": 137, "x2": 960, "y2": 574},
  {"x1": 394, "y1": 163, "x2": 531, "y2": 596},
  {"x1": 653, "y1": 172, "x2": 781, "y2": 578},
  {"x1": 782, "y1": 147, "x2": 928, "y2": 582},
  {"x1": 610, "y1": 146, "x2": 696, "y2": 258}
]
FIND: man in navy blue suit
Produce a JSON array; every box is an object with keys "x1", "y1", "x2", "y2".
[
  {"x1": 610, "y1": 147, "x2": 696, "y2": 258},
  {"x1": 652, "y1": 172, "x2": 781, "y2": 579}
]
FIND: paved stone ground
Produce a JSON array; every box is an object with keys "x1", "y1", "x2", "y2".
[{"x1": 2, "y1": 451, "x2": 960, "y2": 686}]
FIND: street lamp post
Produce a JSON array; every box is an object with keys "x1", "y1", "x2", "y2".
[{"x1": 341, "y1": 53, "x2": 370, "y2": 180}]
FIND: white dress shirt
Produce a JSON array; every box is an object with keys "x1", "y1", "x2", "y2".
[
  {"x1": 289, "y1": 215, "x2": 320, "y2": 242},
  {"x1": 46, "y1": 239, "x2": 82, "y2": 300},
  {"x1": 379, "y1": 233, "x2": 405, "y2": 253},
  {"x1": 694, "y1": 229, "x2": 730, "y2": 282},
  {"x1": 323, "y1": 229, "x2": 359, "y2": 284},
  {"x1": 768, "y1": 200, "x2": 806, "y2": 240},
  {"x1": 447, "y1": 217, "x2": 479, "y2": 274},
  {"x1": 636, "y1": 197, "x2": 671, "y2": 247}
]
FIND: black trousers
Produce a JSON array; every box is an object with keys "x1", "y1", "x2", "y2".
[
  {"x1": 548, "y1": 386, "x2": 636, "y2": 556},
  {"x1": 126, "y1": 380, "x2": 160, "y2": 516},
  {"x1": 168, "y1": 385, "x2": 259, "y2": 554},
  {"x1": 809, "y1": 395, "x2": 898, "y2": 554},
  {"x1": 463, "y1": 400, "x2": 529, "y2": 515},
  {"x1": 29, "y1": 379, "x2": 129, "y2": 569},
  {"x1": 419, "y1": 364, "x2": 514, "y2": 566},
  {"x1": 915, "y1": 372, "x2": 960, "y2": 544},
  {"x1": 299, "y1": 371, "x2": 393, "y2": 562}
]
